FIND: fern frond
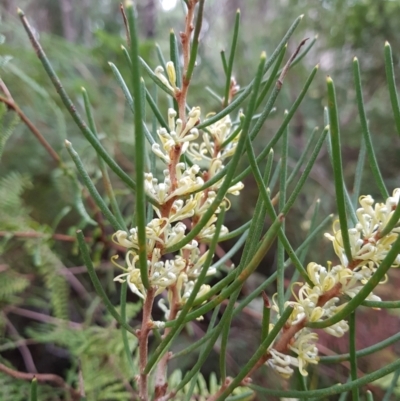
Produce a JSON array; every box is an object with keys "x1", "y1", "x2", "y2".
[
  {"x1": 0, "y1": 172, "x2": 32, "y2": 231},
  {"x1": 0, "y1": 103, "x2": 20, "y2": 161},
  {"x1": 25, "y1": 243, "x2": 70, "y2": 321},
  {"x1": 0, "y1": 268, "x2": 30, "y2": 303},
  {"x1": 27, "y1": 323, "x2": 138, "y2": 401}
]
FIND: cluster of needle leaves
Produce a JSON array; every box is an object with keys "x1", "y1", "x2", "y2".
[{"x1": 0, "y1": 1, "x2": 400, "y2": 401}]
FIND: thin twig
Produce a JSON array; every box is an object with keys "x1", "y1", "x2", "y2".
[
  {"x1": 0, "y1": 362, "x2": 81, "y2": 401},
  {"x1": 0, "y1": 231, "x2": 90, "y2": 242},
  {"x1": 0, "y1": 80, "x2": 61, "y2": 164},
  {"x1": 138, "y1": 287, "x2": 156, "y2": 401},
  {"x1": 242, "y1": 283, "x2": 343, "y2": 382},
  {"x1": 4, "y1": 306, "x2": 82, "y2": 329},
  {"x1": 277, "y1": 38, "x2": 309, "y2": 89},
  {"x1": 154, "y1": 285, "x2": 179, "y2": 400},
  {"x1": 3, "y1": 315, "x2": 37, "y2": 373},
  {"x1": 120, "y1": 3, "x2": 131, "y2": 48}
]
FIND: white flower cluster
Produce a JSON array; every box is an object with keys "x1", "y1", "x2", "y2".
[
  {"x1": 112, "y1": 62, "x2": 244, "y2": 319},
  {"x1": 268, "y1": 189, "x2": 400, "y2": 378},
  {"x1": 325, "y1": 189, "x2": 400, "y2": 268}
]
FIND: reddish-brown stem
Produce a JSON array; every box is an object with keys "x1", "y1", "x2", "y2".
[
  {"x1": 0, "y1": 83, "x2": 61, "y2": 165},
  {"x1": 139, "y1": 287, "x2": 156, "y2": 401},
  {"x1": 0, "y1": 362, "x2": 82, "y2": 401},
  {"x1": 241, "y1": 283, "x2": 344, "y2": 383},
  {"x1": 168, "y1": 145, "x2": 183, "y2": 192},
  {"x1": 0, "y1": 230, "x2": 86, "y2": 242},
  {"x1": 317, "y1": 282, "x2": 342, "y2": 306},
  {"x1": 154, "y1": 285, "x2": 180, "y2": 399},
  {"x1": 205, "y1": 378, "x2": 233, "y2": 401},
  {"x1": 119, "y1": 3, "x2": 130, "y2": 48},
  {"x1": 4, "y1": 306, "x2": 82, "y2": 329}
]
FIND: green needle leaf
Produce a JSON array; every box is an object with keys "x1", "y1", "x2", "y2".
[
  {"x1": 18, "y1": 9, "x2": 137, "y2": 192},
  {"x1": 65, "y1": 140, "x2": 122, "y2": 231},
  {"x1": 326, "y1": 76, "x2": 353, "y2": 264},
  {"x1": 384, "y1": 41, "x2": 400, "y2": 137},
  {"x1": 76, "y1": 230, "x2": 136, "y2": 335},
  {"x1": 223, "y1": 9, "x2": 240, "y2": 107},
  {"x1": 349, "y1": 312, "x2": 360, "y2": 401},
  {"x1": 30, "y1": 377, "x2": 37, "y2": 401},
  {"x1": 353, "y1": 57, "x2": 388, "y2": 199},
  {"x1": 144, "y1": 206, "x2": 226, "y2": 374},
  {"x1": 126, "y1": 1, "x2": 149, "y2": 289}
]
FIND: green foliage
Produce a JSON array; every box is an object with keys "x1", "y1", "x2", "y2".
[
  {"x1": 27, "y1": 323, "x2": 138, "y2": 401},
  {"x1": 0, "y1": 371, "x2": 61, "y2": 401},
  {"x1": 0, "y1": 172, "x2": 32, "y2": 230},
  {"x1": 0, "y1": 268, "x2": 30, "y2": 304},
  {"x1": 0, "y1": 103, "x2": 20, "y2": 161},
  {"x1": 1, "y1": 1, "x2": 400, "y2": 401}
]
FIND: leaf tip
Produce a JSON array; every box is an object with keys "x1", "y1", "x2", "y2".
[
  {"x1": 260, "y1": 51, "x2": 267, "y2": 60},
  {"x1": 65, "y1": 139, "x2": 72, "y2": 147},
  {"x1": 236, "y1": 8, "x2": 241, "y2": 14},
  {"x1": 299, "y1": 14, "x2": 304, "y2": 20},
  {"x1": 385, "y1": 40, "x2": 390, "y2": 47},
  {"x1": 17, "y1": 7, "x2": 24, "y2": 16}
]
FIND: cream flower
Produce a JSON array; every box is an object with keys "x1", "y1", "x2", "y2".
[{"x1": 289, "y1": 329, "x2": 319, "y2": 376}]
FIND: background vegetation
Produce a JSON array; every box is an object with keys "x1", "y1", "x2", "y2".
[{"x1": 1, "y1": 0, "x2": 400, "y2": 399}]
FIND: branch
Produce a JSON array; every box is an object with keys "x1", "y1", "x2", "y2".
[{"x1": 0, "y1": 362, "x2": 82, "y2": 401}]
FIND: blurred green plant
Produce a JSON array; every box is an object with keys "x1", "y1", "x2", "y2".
[{"x1": 1, "y1": 1, "x2": 400, "y2": 400}]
